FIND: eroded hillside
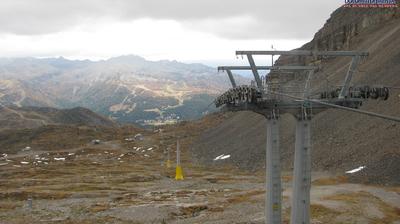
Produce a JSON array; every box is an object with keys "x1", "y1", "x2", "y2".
[
  {"x1": 0, "y1": 106, "x2": 116, "y2": 131},
  {"x1": 193, "y1": 6, "x2": 400, "y2": 185}
]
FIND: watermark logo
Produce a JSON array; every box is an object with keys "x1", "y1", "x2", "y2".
[{"x1": 344, "y1": 0, "x2": 398, "y2": 7}]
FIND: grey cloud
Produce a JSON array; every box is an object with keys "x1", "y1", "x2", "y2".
[{"x1": 0, "y1": 0, "x2": 342, "y2": 39}]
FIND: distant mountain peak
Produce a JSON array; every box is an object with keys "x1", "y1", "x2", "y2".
[{"x1": 107, "y1": 55, "x2": 147, "y2": 63}]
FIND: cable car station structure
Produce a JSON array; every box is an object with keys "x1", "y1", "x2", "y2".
[{"x1": 214, "y1": 50, "x2": 400, "y2": 224}]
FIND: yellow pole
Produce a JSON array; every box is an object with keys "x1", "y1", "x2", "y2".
[
  {"x1": 175, "y1": 139, "x2": 184, "y2": 180},
  {"x1": 166, "y1": 159, "x2": 171, "y2": 168}
]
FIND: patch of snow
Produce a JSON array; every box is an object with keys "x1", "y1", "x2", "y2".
[
  {"x1": 134, "y1": 133, "x2": 144, "y2": 141},
  {"x1": 147, "y1": 147, "x2": 153, "y2": 151},
  {"x1": 221, "y1": 155, "x2": 231, "y2": 159},
  {"x1": 20, "y1": 161, "x2": 29, "y2": 164},
  {"x1": 22, "y1": 146, "x2": 31, "y2": 151},
  {"x1": 54, "y1": 157, "x2": 66, "y2": 161},
  {"x1": 144, "y1": 154, "x2": 150, "y2": 157},
  {"x1": 0, "y1": 162, "x2": 8, "y2": 166},
  {"x1": 346, "y1": 166, "x2": 365, "y2": 174},
  {"x1": 68, "y1": 153, "x2": 75, "y2": 156},
  {"x1": 214, "y1": 154, "x2": 231, "y2": 161},
  {"x1": 13, "y1": 165, "x2": 21, "y2": 167},
  {"x1": 214, "y1": 155, "x2": 224, "y2": 160},
  {"x1": 92, "y1": 139, "x2": 101, "y2": 144}
]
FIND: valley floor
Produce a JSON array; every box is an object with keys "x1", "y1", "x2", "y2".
[{"x1": 1, "y1": 130, "x2": 399, "y2": 224}]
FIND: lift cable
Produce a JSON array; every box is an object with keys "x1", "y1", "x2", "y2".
[{"x1": 267, "y1": 90, "x2": 400, "y2": 123}]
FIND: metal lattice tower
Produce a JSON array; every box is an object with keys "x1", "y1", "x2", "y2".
[
  {"x1": 218, "y1": 64, "x2": 317, "y2": 224},
  {"x1": 214, "y1": 50, "x2": 399, "y2": 224}
]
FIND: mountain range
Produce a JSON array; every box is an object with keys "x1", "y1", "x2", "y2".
[{"x1": 0, "y1": 55, "x2": 248, "y2": 126}]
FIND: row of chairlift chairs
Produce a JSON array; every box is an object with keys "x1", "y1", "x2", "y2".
[
  {"x1": 215, "y1": 73, "x2": 275, "y2": 108},
  {"x1": 215, "y1": 60, "x2": 390, "y2": 109},
  {"x1": 320, "y1": 85, "x2": 390, "y2": 100},
  {"x1": 214, "y1": 85, "x2": 261, "y2": 108},
  {"x1": 215, "y1": 84, "x2": 390, "y2": 109}
]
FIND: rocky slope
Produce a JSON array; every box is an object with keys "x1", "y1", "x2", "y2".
[
  {"x1": 0, "y1": 56, "x2": 248, "y2": 126},
  {"x1": 193, "y1": 6, "x2": 400, "y2": 185},
  {"x1": 0, "y1": 106, "x2": 116, "y2": 130}
]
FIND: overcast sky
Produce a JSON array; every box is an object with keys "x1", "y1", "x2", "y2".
[{"x1": 0, "y1": 0, "x2": 343, "y2": 64}]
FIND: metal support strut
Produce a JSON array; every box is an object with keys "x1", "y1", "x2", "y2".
[
  {"x1": 291, "y1": 117, "x2": 312, "y2": 224},
  {"x1": 339, "y1": 55, "x2": 361, "y2": 99},
  {"x1": 246, "y1": 54, "x2": 263, "y2": 90},
  {"x1": 266, "y1": 114, "x2": 281, "y2": 224},
  {"x1": 226, "y1": 70, "x2": 237, "y2": 88}
]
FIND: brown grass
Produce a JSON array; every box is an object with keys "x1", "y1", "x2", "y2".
[
  {"x1": 0, "y1": 190, "x2": 71, "y2": 200},
  {"x1": 226, "y1": 190, "x2": 265, "y2": 204},
  {"x1": 312, "y1": 175, "x2": 348, "y2": 186},
  {"x1": 323, "y1": 191, "x2": 370, "y2": 203},
  {"x1": 208, "y1": 206, "x2": 224, "y2": 213},
  {"x1": 89, "y1": 202, "x2": 110, "y2": 213},
  {"x1": 282, "y1": 175, "x2": 293, "y2": 182},
  {"x1": 387, "y1": 186, "x2": 400, "y2": 193},
  {"x1": 310, "y1": 204, "x2": 341, "y2": 222},
  {"x1": 0, "y1": 201, "x2": 19, "y2": 211},
  {"x1": 179, "y1": 204, "x2": 208, "y2": 217},
  {"x1": 323, "y1": 191, "x2": 400, "y2": 223}
]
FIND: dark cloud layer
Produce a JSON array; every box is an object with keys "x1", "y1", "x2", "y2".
[{"x1": 0, "y1": 0, "x2": 341, "y2": 39}]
